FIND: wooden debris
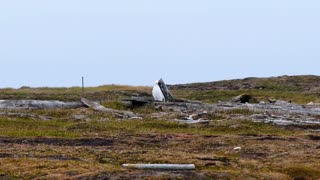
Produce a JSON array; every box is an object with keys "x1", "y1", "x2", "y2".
[
  {"x1": 158, "y1": 79, "x2": 174, "y2": 102},
  {"x1": 122, "y1": 164, "x2": 196, "y2": 170},
  {"x1": 81, "y1": 98, "x2": 140, "y2": 119},
  {"x1": 174, "y1": 112, "x2": 210, "y2": 124},
  {"x1": 0, "y1": 100, "x2": 84, "y2": 109},
  {"x1": 153, "y1": 100, "x2": 320, "y2": 126},
  {"x1": 174, "y1": 119, "x2": 210, "y2": 124}
]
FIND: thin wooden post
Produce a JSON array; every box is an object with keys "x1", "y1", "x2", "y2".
[{"x1": 82, "y1": 76, "x2": 84, "y2": 93}]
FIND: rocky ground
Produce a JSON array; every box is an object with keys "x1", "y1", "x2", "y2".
[{"x1": 170, "y1": 75, "x2": 320, "y2": 92}]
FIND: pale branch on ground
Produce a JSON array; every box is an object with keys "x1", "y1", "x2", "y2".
[{"x1": 81, "y1": 98, "x2": 140, "y2": 119}]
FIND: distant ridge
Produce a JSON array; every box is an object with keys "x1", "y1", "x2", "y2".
[{"x1": 170, "y1": 75, "x2": 320, "y2": 92}]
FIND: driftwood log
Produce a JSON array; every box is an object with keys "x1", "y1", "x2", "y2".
[
  {"x1": 0, "y1": 98, "x2": 140, "y2": 119},
  {"x1": 158, "y1": 79, "x2": 174, "y2": 102},
  {"x1": 174, "y1": 119, "x2": 210, "y2": 124},
  {"x1": 0, "y1": 100, "x2": 85, "y2": 109},
  {"x1": 122, "y1": 164, "x2": 196, "y2": 170},
  {"x1": 81, "y1": 98, "x2": 140, "y2": 119}
]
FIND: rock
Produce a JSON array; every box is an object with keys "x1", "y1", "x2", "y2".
[
  {"x1": 182, "y1": 112, "x2": 209, "y2": 121},
  {"x1": 121, "y1": 97, "x2": 151, "y2": 108},
  {"x1": 151, "y1": 112, "x2": 170, "y2": 119},
  {"x1": 268, "y1": 98, "x2": 277, "y2": 103},
  {"x1": 306, "y1": 102, "x2": 320, "y2": 106},
  {"x1": 72, "y1": 115, "x2": 86, "y2": 120},
  {"x1": 259, "y1": 101, "x2": 266, "y2": 104},
  {"x1": 232, "y1": 94, "x2": 252, "y2": 103},
  {"x1": 177, "y1": 112, "x2": 210, "y2": 124}
]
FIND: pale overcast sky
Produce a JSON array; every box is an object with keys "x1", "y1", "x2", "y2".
[{"x1": 1, "y1": 1, "x2": 320, "y2": 88}]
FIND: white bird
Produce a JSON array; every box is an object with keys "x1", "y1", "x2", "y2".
[{"x1": 152, "y1": 80, "x2": 165, "y2": 102}]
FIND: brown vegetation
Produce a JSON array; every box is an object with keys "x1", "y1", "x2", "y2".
[{"x1": 0, "y1": 76, "x2": 319, "y2": 179}]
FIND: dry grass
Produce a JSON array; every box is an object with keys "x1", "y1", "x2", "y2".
[
  {"x1": 0, "y1": 85, "x2": 151, "y2": 101},
  {"x1": 1, "y1": 85, "x2": 151, "y2": 94},
  {"x1": 0, "y1": 109, "x2": 319, "y2": 179},
  {"x1": 0, "y1": 128, "x2": 319, "y2": 179},
  {"x1": 173, "y1": 89, "x2": 320, "y2": 104}
]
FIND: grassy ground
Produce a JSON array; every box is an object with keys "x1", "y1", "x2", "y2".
[
  {"x1": 173, "y1": 89, "x2": 320, "y2": 104},
  {"x1": 0, "y1": 84, "x2": 319, "y2": 179},
  {"x1": 0, "y1": 85, "x2": 151, "y2": 101}
]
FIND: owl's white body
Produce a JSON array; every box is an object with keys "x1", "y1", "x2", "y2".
[{"x1": 152, "y1": 82, "x2": 165, "y2": 102}]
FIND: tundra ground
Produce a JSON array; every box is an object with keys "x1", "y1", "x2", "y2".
[{"x1": 0, "y1": 77, "x2": 320, "y2": 179}]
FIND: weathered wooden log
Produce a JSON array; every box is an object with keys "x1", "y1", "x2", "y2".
[
  {"x1": 158, "y1": 79, "x2": 174, "y2": 102},
  {"x1": 174, "y1": 119, "x2": 210, "y2": 124},
  {"x1": 81, "y1": 98, "x2": 140, "y2": 119},
  {"x1": 0, "y1": 100, "x2": 85, "y2": 109},
  {"x1": 122, "y1": 164, "x2": 196, "y2": 170}
]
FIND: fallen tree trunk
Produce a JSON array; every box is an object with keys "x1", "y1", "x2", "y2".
[
  {"x1": 81, "y1": 98, "x2": 140, "y2": 119},
  {"x1": 0, "y1": 100, "x2": 85, "y2": 109},
  {"x1": 122, "y1": 164, "x2": 196, "y2": 170}
]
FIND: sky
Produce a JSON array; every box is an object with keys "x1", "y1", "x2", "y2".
[{"x1": 1, "y1": 0, "x2": 320, "y2": 88}]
